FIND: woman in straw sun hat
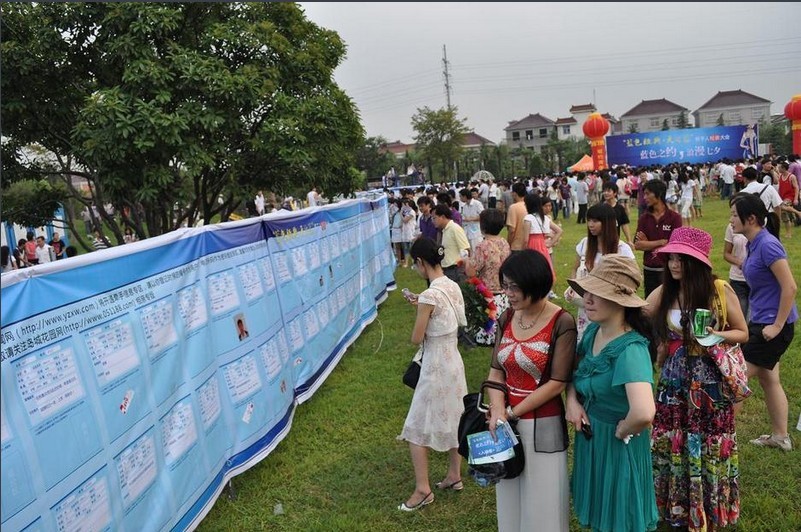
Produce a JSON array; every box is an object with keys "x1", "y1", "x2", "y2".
[
  {"x1": 565, "y1": 254, "x2": 658, "y2": 532},
  {"x1": 645, "y1": 226, "x2": 748, "y2": 531}
]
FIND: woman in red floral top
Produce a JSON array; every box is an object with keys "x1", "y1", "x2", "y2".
[
  {"x1": 465, "y1": 209, "x2": 511, "y2": 345},
  {"x1": 484, "y1": 250, "x2": 577, "y2": 532}
]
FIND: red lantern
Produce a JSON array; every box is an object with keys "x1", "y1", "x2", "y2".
[
  {"x1": 785, "y1": 94, "x2": 801, "y2": 155},
  {"x1": 583, "y1": 113, "x2": 610, "y2": 171}
]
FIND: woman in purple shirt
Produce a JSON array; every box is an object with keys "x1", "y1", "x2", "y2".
[{"x1": 730, "y1": 193, "x2": 798, "y2": 451}]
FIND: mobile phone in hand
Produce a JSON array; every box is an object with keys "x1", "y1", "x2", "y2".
[
  {"x1": 581, "y1": 421, "x2": 593, "y2": 440},
  {"x1": 401, "y1": 288, "x2": 416, "y2": 302}
]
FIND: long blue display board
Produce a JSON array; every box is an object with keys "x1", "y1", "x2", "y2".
[
  {"x1": 0, "y1": 195, "x2": 396, "y2": 531},
  {"x1": 606, "y1": 124, "x2": 759, "y2": 166}
]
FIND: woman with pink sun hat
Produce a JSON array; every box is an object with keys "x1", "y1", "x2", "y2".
[{"x1": 645, "y1": 226, "x2": 748, "y2": 531}]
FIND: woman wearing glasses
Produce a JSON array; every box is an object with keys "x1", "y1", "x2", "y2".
[{"x1": 484, "y1": 250, "x2": 577, "y2": 532}]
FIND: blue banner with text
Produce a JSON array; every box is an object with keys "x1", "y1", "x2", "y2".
[
  {"x1": 0, "y1": 195, "x2": 395, "y2": 532},
  {"x1": 606, "y1": 124, "x2": 759, "y2": 166}
]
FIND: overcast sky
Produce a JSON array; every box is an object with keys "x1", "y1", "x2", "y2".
[{"x1": 299, "y1": 2, "x2": 801, "y2": 144}]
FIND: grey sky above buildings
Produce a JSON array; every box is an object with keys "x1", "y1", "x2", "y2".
[{"x1": 298, "y1": 2, "x2": 801, "y2": 144}]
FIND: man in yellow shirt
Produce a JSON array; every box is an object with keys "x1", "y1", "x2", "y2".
[
  {"x1": 432, "y1": 204, "x2": 470, "y2": 282},
  {"x1": 506, "y1": 182, "x2": 529, "y2": 252}
]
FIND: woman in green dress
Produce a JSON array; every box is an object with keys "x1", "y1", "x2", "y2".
[{"x1": 565, "y1": 254, "x2": 658, "y2": 531}]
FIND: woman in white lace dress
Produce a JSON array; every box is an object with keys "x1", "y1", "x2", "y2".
[{"x1": 398, "y1": 237, "x2": 468, "y2": 511}]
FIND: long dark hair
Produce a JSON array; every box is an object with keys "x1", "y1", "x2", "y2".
[
  {"x1": 584, "y1": 203, "x2": 619, "y2": 271},
  {"x1": 653, "y1": 254, "x2": 716, "y2": 348},
  {"x1": 623, "y1": 307, "x2": 656, "y2": 361}
]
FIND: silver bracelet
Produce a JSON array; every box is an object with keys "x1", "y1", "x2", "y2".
[{"x1": 505, "y1": 404, "x2": 519, "y2": 421}]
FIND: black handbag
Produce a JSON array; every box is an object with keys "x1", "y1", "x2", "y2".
[
  {"x1": 457, "y1": 380, "x2": 525, "y2": 484},
  {"x1": 402, "y1": 358, "x2": 421, "y2": 389}
]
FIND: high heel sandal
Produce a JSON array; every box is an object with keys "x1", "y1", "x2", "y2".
[
  {"x1": 435, "y1": 479, "x2": 464, "y2": 491},
  {"x1": 397, "y1": 492, "x2": 434, "y2": 511}
]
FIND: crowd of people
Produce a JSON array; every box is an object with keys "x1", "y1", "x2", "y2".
[{"x1": 392, "y1": 154, "x2": 798, "y2": 531}]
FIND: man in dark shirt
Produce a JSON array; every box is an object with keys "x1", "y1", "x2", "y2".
[
  {"x1": 416, "y1": 196, "x2": 438, "y2": 241},
  {"x1": 634, "y1": 179, "x2": 682, "y2": 297},
  {"x1": 602, "y1": 181, "x2": 632, "y2": 245}
]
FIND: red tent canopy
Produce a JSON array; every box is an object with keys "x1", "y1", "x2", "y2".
[{"x1": 568, "y1": 154, "x2": 594, "y2": 172}]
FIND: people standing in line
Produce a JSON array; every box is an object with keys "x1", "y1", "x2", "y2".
[
  {"x1": 718, "y1": 158, "x2": 736, "y2": 200},
  {"x1": 459, "y1": 188, "x2": 484, "y2": 251},
  {"x1": 678, "y1": 168, "x2": 699, "y2": 228},
  {"x1": 397, "y1": 237, "x2": 468, "y2": 512},
  {"x1": 723, "y1": 206, "x2": 751, "y2": 320},
  {"x1": 484, "y1": 250, "x2": 576, "y2": 532},
  {"x1": 16, "y1": 239, "x2": 31, "y2": 268},
  {"x1": 400, "y1": 199, "x2": 417, "y2": 268},
  {"x1": 730, "y1": 193, "x2": 797, "y2": 451},
  {"x1": 465, "y1": 209, "x2": 511, "y2": 346},
  {"x1": 389, "y1": 198, "x2": 404, "y2": 266},
  {"x1": 49, "y1": 232, "x2": 66, "y2": 260},
  {"x1": 23, "y1": 232, "x2": 38, "y2": 265},
  {"x1": 575, "y1": 173, "x2": 589, "y2": 224},
  {"x1": 646, "y1": 226, "x2": 748, "y2": 531},
  {"x1": 565, "y1": 254, "x2": 658, "y2": 532},
  {"x1": 776, "y1": 161, "x2": 801, "y2": 238},
  {"x1": 416, "y1": 196, "x2": 438, "y2": 242},
  {"x1": 601, "y1": 181, "x2": 632, "y2": 245},
  {"x1": 255, "y1": 190, "x2": 265, "y2": 216},
  {"x1": 307, "y1": 185, "x2": 320, "y2": 208},
  {"x1": 92, "y1": 230, "x2": 110, "y2": 251},
  {"x1": 34, "y1": 236, "x2": 55, "y2": 264},
  {"x1": 565, "y1": 203, "x2": 636, "y2": 341},
  {"x1": 522, "y1": 193, "x2": 555, "y2": 281},
  {"x1": 634, "y1": 179, "x2": 682, "y2": 297},
  {"x1": 1, "y1": 245, "x2": 18, "y2": 272},
  {"x1": 432, "y1": 204, "x2": 470, "y2": 283},
  {"x1": 505, "y1": 182, "x2": 530, "y2": 253}
]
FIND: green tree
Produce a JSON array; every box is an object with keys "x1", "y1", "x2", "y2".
[
  {"x1": 628, "y1": 122, "x2": 639, "y2": 134},
  {"x1": 411, "y1": 106, "x2": 469, "y2": 181},
  {"x1": 678, "y1": 110, "x2": 689, "y2": 129},
  {"x1": 661, "y1": 118, "x2": 670, "y2": 131},
  {"x1": 758, "y1": 119, "x2": 792, "y2": 156},
  {"x1": 356, "y1": 136, "x2": 396, "y2": 183},
  {"x1": 717, "y1": 113, "x2": 726, "y2": 126},
  {"x1": 1, "y1": 3, "x2": 363, "y2": 247}
]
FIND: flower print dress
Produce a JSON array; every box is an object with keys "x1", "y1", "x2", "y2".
[
  {"x1": 651, "y1": 310, "x2": 740, "y2": 531},
  {"x1": 399, "y1": 276, "x2": 468, "y2": 451}
]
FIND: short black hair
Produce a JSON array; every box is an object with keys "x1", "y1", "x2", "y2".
[
  {"x1": 498, "y1": 250, "x2": 552, "y2": 302},
  {"x1": 512, "y1": 182, "x2": 527, "y2": 198},
  {"x1": 742, "y1": 166, "x2": 758, "y2": 182},
  {"x1": 479, "y1": 208, "x2": 505, "y2": 236},
  {"x1": 643, "y1": 179, "x2": 667, "y2": 202},
  {"x1": 436, "y1": 192, "x2": 452, "y2": 206},
  {"x1": 410, "y1": 237, "x2": 444, "y2": 266},
  {"x1": 433, "y1": 203, "x2": 452, "y2": 218},
  {"x1": 602, "y1": 181, "x2": 618, "y2": 194},
  {"x1": 731, "y1": 192, "x2": 767, "y2": 226},
  {"x1": 417, "y1": 196, "x2": 433, "y2": 207}
]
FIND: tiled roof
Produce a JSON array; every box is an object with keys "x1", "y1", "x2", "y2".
[
  {"x1": 505, "y1": 113, "x2": 555, "y2": 130},
  {"x1": 695, "y1": 89, "x2": 771, "y2": 111},
  {"x1": 462, "y1": 132, "x2": 496, "y2": 147},
  {"x1": 620, "y1": 98, "x2": 688, "y2": 117},
  {"x1": 601, "y1": 113, "x2": 619, "y2": 123},
  {"x1": 570, "y1": 103, "x2": 597, "y2": 113},
  {"x1": 555, "y1": 117, "x2": 578, "y2": 125},
  {"x1": 381, "y1": 141, "x2": 415, "y2": 155}
]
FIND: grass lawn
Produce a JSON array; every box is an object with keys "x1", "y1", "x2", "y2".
[{"x1": 199, "y1": 196, "x2": 800, "y2": 531}]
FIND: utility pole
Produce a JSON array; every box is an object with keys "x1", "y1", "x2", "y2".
[{"x1": 442, "y1": 44, "x2": 452, "y2": 110}]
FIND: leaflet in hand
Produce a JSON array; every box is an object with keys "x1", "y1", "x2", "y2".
[{"x1": 467, "y1": 422, "x2": 518, "y2": 465}]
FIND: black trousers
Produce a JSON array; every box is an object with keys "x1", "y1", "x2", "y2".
[{"x1": 577, "y1": 203, "x2": 588, "y2": 224}]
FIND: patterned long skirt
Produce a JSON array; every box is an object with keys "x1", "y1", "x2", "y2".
[{"x1": 651, "y1": 342, "x2": 740, "y2": 531}]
